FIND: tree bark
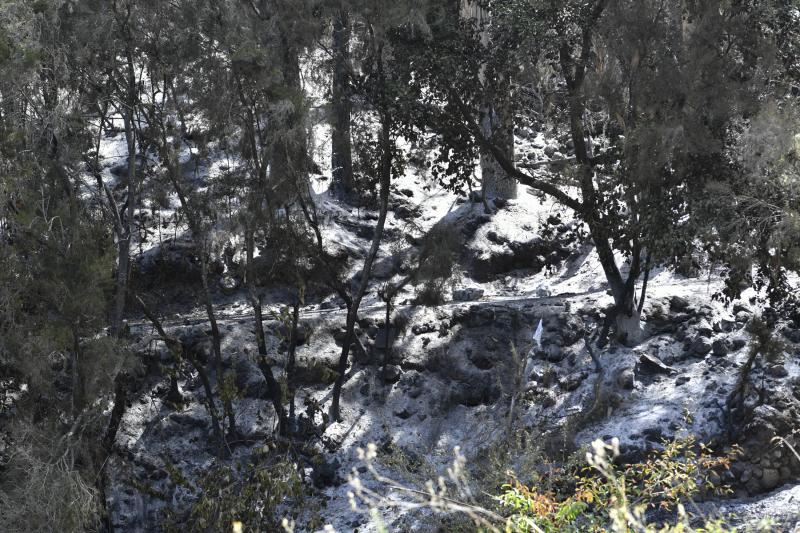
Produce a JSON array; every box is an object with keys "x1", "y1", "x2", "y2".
[
  {"x1": 244, "y1": 223, "x2": 288, "y2": 436},
  {"x1": 111, "y1": 109, "x2": 135, "y2": 336},
  {"x1": 331, "y1": 9, "x2": 353, "y2": 194},
  {"x1": 461, "y1": 0, "x2": 517, "y2": 200}
]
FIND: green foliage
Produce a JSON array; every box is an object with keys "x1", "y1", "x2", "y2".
[
  {"x1": 163, "y1": 452, "x2": 303, "y2": 532},
  {"x1": 496, "y1": 435, "x2": 742, "y2": 533}
]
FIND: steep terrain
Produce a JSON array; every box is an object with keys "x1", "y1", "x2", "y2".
[{"x1": 94, "y1": 126, "x2": 800, "y2": 532}]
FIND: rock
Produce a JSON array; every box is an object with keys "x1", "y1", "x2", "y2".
[
  {"x1": 452, "y1": 288, "x2": 485, "y2": 302},
  {"x1": 637, "y1": 353, "x2": 676, "y2": 376},
  {"x1": 372, "y1": 259, "x2": 396, "y2": 280},
  {"x1": 780, "y1": 326, "x2": 800, "y2": 344},
  {"x1": 219, "y1": 275, "x2": 239, "y2": 294},
  {"x1": 559, "y1": 313, "x2": 585, "y2": 346},
  {"x1": 411, "y1": 322, "x2": 437, "y2": 335},
  {"x1": 311, "y1": 458, "x2": 341, "y2": 488},
  {"x1": 729, "y1": 337, "x2": 747, "y2": 351},
  {"x1": 558, "y1": 371, "x2": 587, "y2": 391},
  {"x1": 169, "y1": 410, "x2": 208, "y2": 430},
  {"x1": 538, "y1": 344, "x2": 564, "y2": 363},
  {"x1": 617, "y1": 368, "x2": 635, "y2": 390},
  {"x1": 234, "y1": 358, "x2": 268, "y2": 398},
  {"x1": 529, "y1": 365, "x2": 557, "y2": 387},
  {"x1": 766, "y1": 363, "x2": 789, "y2": 378},
  {"x1": 735, "y1": 311, "x2": 751, "y2": 323},
  {"x1": 713, "y1": 319, "x2": 736, "y2": 333},
  {"x1": 393, "y1": 403, "x2": 415, "y2": 419},
  {"x1": 760, "y1": 467, "x2": 781, "y2": 490},
  {"x1": 696, "y1": 320, "x2": 714, "y2": 338},
  {"x1": 453, "y1": 373, "x2": 500, "y2": 407},
  {"x1": 544, "y1": 144, "x2": 557, "y2": 157},
  {"x1": 670, "y1": 296, "x2": 691, "y2": 312},
  {"x1": 733, "y1": 302, "x2": 752, "y2": 315},
  {"x1": 486, "y1": 231, "x2": 506, "y2": 244},
  {"x1": 712, "y1": 339, "x2": 730, "y2": 357},
  {"x1": 399, "y1": 188, "x2": 414, "y2": 197},
  {"x1": 676, "y1": 375, "x2": 691, "y2": 386},
  {"x1": 687, "y1": 337, "x2": 713, "y2": 357},
  {"x1": 671, "y1": 312, "x2": 693, "y2": 324},
  {"x1": 642, "y1": 426, "x2": 667, "y2": 443},
  {"x1": 468, "y1": 350, "x2": 495, "y2": 370},
  {"x1": 320, "y1": 297, "x2": 344, "y2": 310},
  {"x1": 381, "y1": 365, "x2": 402, "y2": 384}
]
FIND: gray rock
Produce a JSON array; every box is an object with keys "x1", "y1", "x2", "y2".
[
  {"x1": 780, "y1": 326, "x2": 800, "y2": 343},
  {"x1": 637, "y1": 353, "x2": 676, "y2": 376},
  {"x1": 558, "y1": 371, "x2": 587, "y2": 391},
  {"x1": 670, "y1": 295, "x2": 691, "y2": 312},
  {"x1": 381, "y1": 365, "x2": 402, "y2": 383},
  {"x1": 169, "y1": 410, "x2": 208, "y2": 430},
  {"x1": 766, "y1": 363, "x2": 788, "y2": 378},
  {"x1": 688, "y1": 337, "x2": 713, "y2": 357},
  {"x1": 234, "y1": 358, "x2": 267, "y2": 398},
  {"x1": 538, "y1": 344, "x2": 564, "y2": 363},
  {"x1": 760, "y1": 467, "x2": 781, "y2": 490},
  {"x1": 219, "y1": 275, "x2": 239, "y2": 294},
  {"x1": 617, "y1": 368, "x2": 635, "y2": 390},
  {"x1": 729, "y1": 337, "x2": 747, "y2": 351},
  {"x1": 712, "y1": 339, "x2": 730, "y2": 357},
  {"x1": 393, "y1": 403, "x2": 415, "y2": 419},
  {"x1": 714, "y1": 319, "x2": 737, "y2": 333},
  {"x1": 696, "y1": 320, "x2": 714, "y2": 337},
  {"x1": 411, "y1": 322, "x2": 437, "y2": 335},
  {"x1": 452, "y1": 287, "x2": 485, "y2": 302}
]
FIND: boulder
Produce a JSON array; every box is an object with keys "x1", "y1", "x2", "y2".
[
  {"x1": 712, "y1": 339, "x2": 730, "y2": 357},
  {"x1": 558, "y1": 371, "x2": 587, "y2": 391},
  {"x1": 411, "y1": 322, "x2": 437, "y2": 335},
  {"x1": 219, "y1": 275, "x2": 239, "y2": 294},
  {"x1": 617, "y1": 368, "x2": 635, "y2": 390},
  {"x1": 687, "y1": 336, "x2": 712, "y2": 357},
  {"x1": 381, "y1": 364, "x2": 402, "y2": 384},
  {"x1": 636, "y1": 353, "x2": 676, "y2": 376},
  {"x1": 453, "y1": 288, "x2": 485, "y2": 302},
  {"x1": 669, "y1": 296, "x2": 691, "y2": 312},
  {"x1": 695, "y1": 320, "x2": 714, "y2": 338}
]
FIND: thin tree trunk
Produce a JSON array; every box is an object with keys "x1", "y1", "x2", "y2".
[
  {"x1": 329, "y1": 76, "x2": 393, "y2": 421},
  {"x1": 111, "y1": 109, "x2": 135, "y2": 335},
  {"x1": 287, "y1": 296, "x2": 300, "y2": 424},
  {"x1": 135, "y1": 294, "x2": 225, "y2": 454},
  {"x1": 71, "y1": 326, "x2": 83, "y2": 417},
  {"x1": 198, "y1": 238, "x2": 235, "y2": 438},
  {"x1": 244, "y1": 223, "x2": 288, "y2": 435},
  {"x1": 102, "y1": 374, "x2": 128, "y2": 453}
]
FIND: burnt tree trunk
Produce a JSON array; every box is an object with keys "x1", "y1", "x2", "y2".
[{"x1": 244, "y1": 223, "x2": 288, "y2": 436}]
